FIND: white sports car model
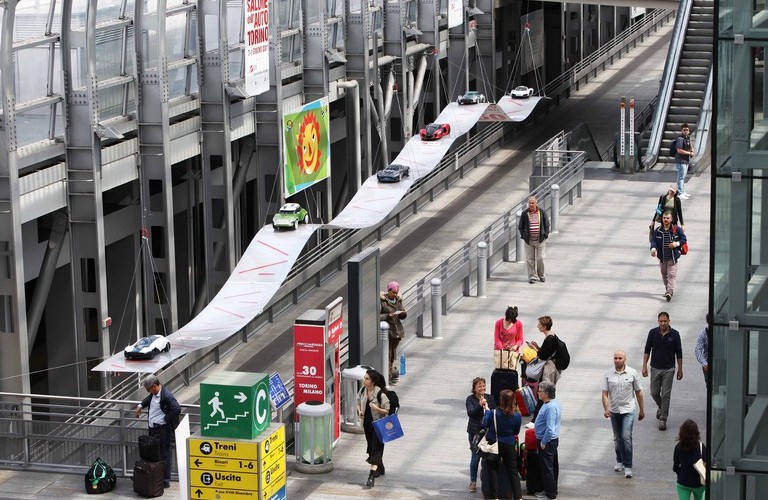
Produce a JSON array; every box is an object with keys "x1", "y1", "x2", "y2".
[
  {"x1": 124, "y1": 334, "x2": 171, "y2": 360},
  {"x1": 510, "y1": 86, "x2": 534, "y2": 98}
]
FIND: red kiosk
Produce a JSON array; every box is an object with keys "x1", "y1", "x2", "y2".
[{"x1": 293, "y1": 297, "x2": 342, "y2": 443}]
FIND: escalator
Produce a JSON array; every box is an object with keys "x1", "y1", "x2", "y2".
[{"x1": 644, "y1": 0, "x2": 713, "y2": 168}]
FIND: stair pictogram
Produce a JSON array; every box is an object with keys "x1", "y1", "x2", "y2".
[{"x1": 203, "y1": 411, "x2": 250, "y2": 431}]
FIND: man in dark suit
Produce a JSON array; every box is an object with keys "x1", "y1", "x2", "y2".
[{"x1": 135, "y1": 374, "x2": 180, "y2": 487}]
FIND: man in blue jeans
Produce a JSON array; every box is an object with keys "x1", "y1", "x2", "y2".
[
  {"x1": 534, "y1": 381, "x2": 561, "y2": 500},
  {"x1": 673, "y1": 124, "x2": 694, "y2": 199},
  {"x1": 602, "y1": 350, "x2": 645, "y2": 479}
]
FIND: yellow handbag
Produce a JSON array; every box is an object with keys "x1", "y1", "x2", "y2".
[{"x1": 522, "y1": 346, "x2": 538, "y2": 364}]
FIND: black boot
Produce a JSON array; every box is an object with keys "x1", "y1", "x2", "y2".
[
  {"x1": 366, "y1": 471, "x2": 375, "y2": 487},
  {"x1": 375, "y1": 465, "x2": 385, "y2": 477}
]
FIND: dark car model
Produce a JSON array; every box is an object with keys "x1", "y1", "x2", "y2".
[
  {"x1": 457, "y1": 91, "x2": 487, "y2": 105},
  {"x1": 419, "y1": 123, "x2": 451, "y2": 141},
  {"x1": 377, "y1": 164, "x2": 410, "y2": 183}
]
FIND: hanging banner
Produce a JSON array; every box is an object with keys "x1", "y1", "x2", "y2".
[
  {"x1": 282, "y1": 98, "x2": 331, "y2": 198},
  {"x1": 448, "y1": 0, "x2": 463, "y2": 29},
  {"x1": 245, "y1": 0, "x2": 270, "y2": 96}
]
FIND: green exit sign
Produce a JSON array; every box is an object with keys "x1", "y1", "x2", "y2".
[{"x1": 200, "y1": 371, "x2": 271, "y2": 439}]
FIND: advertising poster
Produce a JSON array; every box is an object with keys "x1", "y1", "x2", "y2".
[
  {"x1": 245, "y1": 0, "x2": 269, "y2": 96},
  {"x1": 448, "y1": 0, "x2": 463, "y2": 29},
  {"x1": 293, "y1": 323, "x2": 326, "y2": 419},
  {"x1": 521, "y1": 10, "x2": 545, "y2": 75},
  {"x1": 282, "y1": 98, "x2": 331, "y2": 198}
]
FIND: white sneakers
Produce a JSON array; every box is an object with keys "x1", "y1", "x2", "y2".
[
  {"x1": 680, "y1": 192, "x2": 691, "y2": 199},
  {"x1": 624, "y1": 468, "x2": 633, "y2": 478},
  {"x1": 614, "y1": 463, "x2": 624, "y2": 471}
]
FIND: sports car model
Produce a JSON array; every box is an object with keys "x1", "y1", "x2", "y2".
[
  {"x1": 377, "y1": 164, "x2": 410, "y2": 183},
  {"x1": 510, "y1": 85, "x2": 534, "y2": 98},
  {"x1": 457, "y1": 91, "x2": 487, "y2": 105},
  {"x1": 124, "y1": 335, "x2": 171, "y2": 360},
  {"x1": 420, "y1": 123, "x2": 451, "y2": 141},
  {"x1": 272, "y1": 203, "x2": 309, "y2": 230}
]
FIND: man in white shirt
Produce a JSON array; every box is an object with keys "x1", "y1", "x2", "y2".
[{"x1": 602, "y1": 350, "x2": 645, "y2": 479}]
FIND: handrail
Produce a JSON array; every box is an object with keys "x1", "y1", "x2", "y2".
[
  {"x1": 692, "y1": 67, "x2": 712, "y2": 165},
  {"x1": 643, "y1": 0, "x2": 693, "y2": 168}
]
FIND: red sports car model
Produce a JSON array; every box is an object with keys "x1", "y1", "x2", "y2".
[{"x1": 420, "y1": 123, "x2": 451, "y2": 141}]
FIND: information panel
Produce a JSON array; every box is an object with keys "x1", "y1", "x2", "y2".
[
  {"x1": 188, "y1": 424, "x2": 286, "y2": 500},
  {"x1": 293, "y1": 322, "x2": 326, "y2": 417}
]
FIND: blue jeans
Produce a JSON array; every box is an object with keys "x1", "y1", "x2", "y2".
[
  {"x1": 537, "y1": 438, "x2": 559, "y2": 499},
  {"x1": 675, "y1": 162, "x2": 688, "y2": 194},
  {"x1": 468, "y1": 432, "x2": 480, "y2": 482},
  {"x1": 610, "y1": 411, "x2": 635, "y2": 468}
]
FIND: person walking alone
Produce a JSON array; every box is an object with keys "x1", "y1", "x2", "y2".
[
  {"x1": 358, "y1": 369, "x2": 390, "y2": 487},
  {"x1": 673, "y1": 419, "x2": 707, "y2": 500},
  {"x1": 642, "y1": 312, "x2": 683, "y2": 431},
  {"x1": 602, "y1": 350, "x2": 645, "y2": 479},
  {"x1": 694, "y1": 314, "x2": 710, "y2": 390},
  {"x1": 518, "y1": 196, "x2": 550, "y2": 284},
  {"x1": 650, "y1": 211, "x2": 687, "y2": 302},
  {"x1": 673, "y1": 124, "x2": 694, "y2": 199}
]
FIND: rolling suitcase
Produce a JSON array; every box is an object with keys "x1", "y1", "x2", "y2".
[
  {"x1": 133, "y1": 459, "x2": 164, "y2": 498},
  {"x1": 515, "y1": 386, "x2": 536, "y2": 416},
  {"x1": 138, "y1": 434, "x2": 162, "y2": 462},
  {"x1": 524, "y1": 450, "x2": 544, "y2": 495},
  {"x1": 490, "y1": 368, "x2": 519, "y2": 405}
]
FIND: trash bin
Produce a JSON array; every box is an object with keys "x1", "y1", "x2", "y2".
[
  {"x1": 295, "y1": 401, "x2": 333, "y2": 473},
  {"x1": 341, "y1": 365, "x2": 370, "y2": 434}
]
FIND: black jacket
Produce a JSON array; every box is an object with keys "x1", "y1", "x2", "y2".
[
  {"x1": 653, "y1": 194, "x2": 684, "y2": 226},
  {"x1": 140, "y1": 386, "x2": 181, "y2": 429},
  {"x1": 518, "y1": 208, "x2": 550, "y2": 244}
]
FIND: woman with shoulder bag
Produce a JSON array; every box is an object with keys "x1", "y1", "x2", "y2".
[
  {"x1": 357, "y1": 369, "x2": 390, "y2": 488},
  {"x1": 650, "y1": 184, "x2": 685, "y2": 234},
  {"x1": 673, "y1": 419, "x2": 706, "y2": 500},
  {"x1": 481, "y1": 390, "x2": 523, "y2": 500},
  {"x1": 466, "y1": 377, "x2": 496, "y2": 492}
]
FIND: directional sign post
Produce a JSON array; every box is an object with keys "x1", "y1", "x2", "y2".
[
  {"x1": 188, "y1": 423, "x2": 286, "y2": 500},
  {"x1": 200, "y1": 371, "x2": 271, "y2": 440}
]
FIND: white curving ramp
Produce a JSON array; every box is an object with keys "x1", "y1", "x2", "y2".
[{"x1": 93, "y1": 96, "x2": 544, "y2": 373}]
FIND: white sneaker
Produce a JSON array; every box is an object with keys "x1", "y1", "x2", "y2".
[
  {"x1": 625, "y1": 467, "x2": 633, "y2": 478},
  {"x1": 535, "y1": 492, "x2": 547, "y2": 499},
  {"x1": 614, "y1": 463, "x2": 624, "y2": 471},
  {"x1": 681, "y1": 193, "x2": 691, "y2": 199}
]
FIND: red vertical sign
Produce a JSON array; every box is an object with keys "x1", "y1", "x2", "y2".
[
  {"x1": 293, "y1": 323, "x2": 325, "y2": 419},
  {"x1": 327, "y1": 311, "x2": 342, "y2": 442}
]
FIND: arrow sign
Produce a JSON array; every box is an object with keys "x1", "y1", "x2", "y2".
[
  {"x1": 235, "y1": 392, "x2": 247, "y2": 403},
  {"x1": 195, "y1": 489, "x2": 203, "y2": 498},
  {"x1": 194, "y1": 458, "x2": 202, "y2": 467}
]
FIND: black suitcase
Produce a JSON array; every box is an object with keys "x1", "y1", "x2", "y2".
[
  {"x1": 490, "y1": 368, "x2": 519, "y2": 404},
  {"x1": 480, "y1": 456, "x2": 512, "y2": 499},
  {"x1": 138, "y1": 434, "x2": 162, "y2": 462},
  {"x1": 525, "y1": 450, "x2": 544, "y2": 495},
  {"x1": 133, "y1": 460, "x2": 164, "y2": 497}
]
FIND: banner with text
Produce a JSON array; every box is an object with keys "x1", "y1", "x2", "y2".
[
  {"x1": 448, "y1": 0, "x2": 463, "y2": 29},
  {"x1": 245, "y1": 0, "x2": 269, "y2": 95}
]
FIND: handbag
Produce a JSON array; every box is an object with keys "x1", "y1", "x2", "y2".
[
  {"x1": 493, "y1": 349, "x2": 519, "y2": 371},
  {"x1": 477, "y1": 411, "x2": 499, "y2": 458},
  {"x1": 372, "y1": 413, "x2": 404, "y2": 443},
  {"x1": 693, "y1": 442, "x2": 706, "y2": 485},
  {"x1": 522, "y1": 345, "x2": 537, "y2": 364},
  {"x1": 526, "y1": 358, "x2": 546, "y2": 381}
]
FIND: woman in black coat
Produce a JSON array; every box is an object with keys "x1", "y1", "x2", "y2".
[
  {"x1": 652, "y1": 184, "x2": 685, "y2": 229},
  {"x1": 466, "y1": 377, "x2": 495, "y2": 492}
]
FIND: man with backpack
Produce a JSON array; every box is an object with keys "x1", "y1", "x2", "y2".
[
  {"x1": 650, "y1": 211, "x2": 687, "y2": 301},
  {"x1": 672, "y1": 124, "x2": 694, "y2": 199}
]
